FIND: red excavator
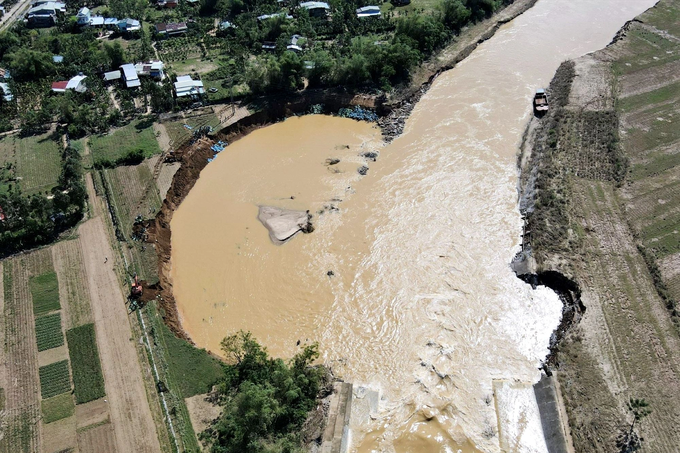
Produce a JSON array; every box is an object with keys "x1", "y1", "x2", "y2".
[{"x1": 131, "y1": 273, "x2": 143, "y2": 299}]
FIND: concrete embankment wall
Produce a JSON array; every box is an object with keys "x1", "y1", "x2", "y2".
[
  {"x1": 321, "y1": 382, "x2": 353, "y2": 453},
  {"x1": 534, "y1": 375, "x2": 571, "y2": 453}
]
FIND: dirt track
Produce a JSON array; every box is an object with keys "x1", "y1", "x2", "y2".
[{"x1": 78, "y1": 174, "x2": 161, "y2": 453}]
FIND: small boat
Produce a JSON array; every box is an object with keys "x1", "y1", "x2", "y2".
[{"x1": 533, "y1": 89, "x2": 549, "y2": 115}]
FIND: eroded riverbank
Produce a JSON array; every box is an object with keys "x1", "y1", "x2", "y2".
[{"x1": 149, "y1": 1, "x2": 660, "y2": 452}]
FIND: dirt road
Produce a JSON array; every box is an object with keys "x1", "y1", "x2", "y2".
[
  {"x1": 78, "y1": 175, "x2": 161, "y2": 453},
  {"x1": 0, "y1": 0, "x2": 31, "y2": 32}
]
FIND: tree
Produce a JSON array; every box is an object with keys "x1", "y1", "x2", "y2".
[
  {"x1": 618, "y1": 398, "x2": 652, "y2": 453},
  {"x1": 7, "y1": 49, "x2": 56, "y2": 82},
  {"x1": 104, "y1": 42, "x2": 127, "y2": 69},
  {"x1": 440, "y1": 0, "x2": 471, "y2": 30},
  {"x1": 203, "y1": 332, "x2": 325, "y2": 453}
]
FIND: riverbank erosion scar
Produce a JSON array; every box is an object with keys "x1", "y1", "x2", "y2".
[
  {"x1": 149, "y1": 0, "x2": 544, "y2": 343},
  {"x1": 514, "y1": 2, "x2": 680, "y2": 450},
  {"x1": 258, "y1": 206, "x2": 314, "y2": 245}
]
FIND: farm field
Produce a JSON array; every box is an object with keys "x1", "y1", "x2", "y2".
[
  {"x1": 38, "y1": 360, "x2": 72, "y2": 399},
  {"x1": 0, "y1": 133, "x2": 62, "y2": 195},
  {"x1": 67, "y1": 323, "x2": 106, "y2": 404},
  {"x1": 101, "y1": 162, "x2": 162, "y2": 282},
  {"x1": 0, "y1": 249, "x2": 55, "y2": 453},
  {"x1": 41, "y1": 392, "x2": 75, "y2": 424},
  {"x1": 34, "y1": 312, "x2": 64, "y2": 352},
  {"x1": 51, "y1": 239, "x2": 94, "y2": 330},
  {"x1": 29, "y1": 271, "x2": 61, "y2": 316},
  {"x1": 89, "y1": 119, "x2": 162, "y2": 166}
]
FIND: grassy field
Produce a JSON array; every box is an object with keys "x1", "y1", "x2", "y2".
[
  {"x1": 41, "y1": 393, "x2": 75, "y2": 424},
  {"x1": 163, "y1": 112, "x2": 221, "y2": 148},
  {"x1": 89, "y1": 119, "x2": 162, "y2": 166},
  {"x1": 38, "y1": 360, "x2": 72, "y2": 399},
  {"x1": 66, "y1": 324, "x2": 106, "y2": 404},
  {"x1": 0, "y1": 133, "x2": 62, "y2": 195},
  {"x1": 29, "y1": 272, "x2": 61, "y2": 316},
  {"x1": 35, "y1": 313, "x2": 65, "y2": 352},
  {"x1": 156, "y1": 313, "x2": 223, "y2": 398}
]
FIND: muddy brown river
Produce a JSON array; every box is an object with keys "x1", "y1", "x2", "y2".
[{"x1": 171, "y1": 1, "x2": 658, "y2": 451}]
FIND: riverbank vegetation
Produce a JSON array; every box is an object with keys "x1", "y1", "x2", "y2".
[
  {"x1": 519, "y1": 1, "x2": 680, "y2": 450},
  {"x1": 200, "y1": 331, "x2": 328, "y2": 453}
]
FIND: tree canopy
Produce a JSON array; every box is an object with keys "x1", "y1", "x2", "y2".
[{"x1": 201, "y1": 331, "x2": 326, "y2": 453}]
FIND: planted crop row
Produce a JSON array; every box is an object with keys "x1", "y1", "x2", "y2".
[
  {"x1": 38, "y1": 360, "x2": 71, "y2": 399},
  {"x1": 66, "y1": 324, "x2": 106, "y2": 404},
  {"x1": 35, "y1": 313, "x2": 64, "y2": 352},
  {"x1": 29, "y1": 272, "x2": 61, "y2": 316}
]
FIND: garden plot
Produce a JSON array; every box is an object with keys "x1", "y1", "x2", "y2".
[
  {"x1": 35, "y1": 312, "x2": 64, "y2": 352},
  {"x1": 51, "y1": 239, "x2": 94, "y2": 329},
  {"x1": 67, "y1": 323, "x2": 106, "y2": 405}
]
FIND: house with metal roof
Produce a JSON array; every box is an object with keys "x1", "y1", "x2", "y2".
[
  {"x1": 356, "y1": 6, "x2": 381, "y2": 18},
  {"x1": 135, "y1": 61, "x2": 165, "y2": 80},
  {"x1": 103, "y1": 70, "x2": 122, "y2": 83},
  {"x1": 120, "y1": 64, "x2": 141, "y2": 88},
  {"x1": 51, "y1": 74, "x2": 88, "y2": 93},
  {"x1": 118, "y1": 18, "x2": 141, "y2": 32},
  {"x1": 257, "y1": 12, "x2": 293, "y2": 21},
  {"x1": 174, "y1": 75, "x2": 204, "y2": 98},
  {"x1": 27, "y1": 3, "x2": 65, "y2": 28},
  {"x1": 287, "y1": 34, "x2": 304, "y2": 52},
  {"x1": 155, "y1": 22, "x2": 188, "y2": 36},
  {"x1": 0, "y1": 82, "x2": 13, "y2": 102},
  {"x1": 299, "y1": 1, "x2": 330, "y2": 17}
]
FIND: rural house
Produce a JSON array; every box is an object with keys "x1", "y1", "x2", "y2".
[
  {"x1": 120, "y1": 63, "x2": 141, "y2": 88},
  {"x1": 155, "y1": 22, "x2": 188, "y2": 36},
  {"x1": 135, "y1": 61, "x2": 165, "y2": 80},
  {"x1": 27, "y1": 1, "x2": 66, "y2": 27},
  {"x1": 174, "y1": 75, "x2": 204, "y2": 98},
  {"x1": 51, "y1": 74, "x2": 88, "y2": 93},
  {"x1": 0, "y1": 81, "x2": 12, "y2": 102},
  {"x1": 356, "y1": 6, "x2": 381, "y2": 18},
  {"x1": 287, "y1": 34, "x2": 304, "y2": 52},
  {"x1": 103, "y1": 70, "x2": 122, "y2": 83},
  {"x1": 299, "y1": 1, "x2": 330, "y2": 17}
]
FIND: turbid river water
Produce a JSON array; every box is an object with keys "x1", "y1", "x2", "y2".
[{"x1": 171, "y1": 0, "x2": 658, "y2": 451}]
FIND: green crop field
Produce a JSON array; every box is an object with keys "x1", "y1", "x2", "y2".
[
  {"x1": 66, "y1": 324, "x2": 105, "y2": 404},
  {"x1": 41, "y1": 393, "x2": 75, "y2": 424},
  {"x1": 35, "y1": 313, "x2": 64, "y2": 352},
  {"x1": 89, "y1": 119, "x2": 161, "y2": 166},
  {"x1": 29, "y1": 272, "x2": 61, "y2": 316},
  {"x1": 15, "y1": 134, "x2": 63, "y2": 195},
  {"x1": 38, "y1": 360, "x2": 72, "y2": 399}
]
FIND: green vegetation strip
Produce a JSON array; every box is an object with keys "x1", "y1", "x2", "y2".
[
  {"x1": 89, "y1": 119, "x2": 161, "y2": 168},
  {"x1": 66, "y1": 324, "x2": 106, "y2": 404},
  {"x1": 29, "y1": 272, "x2": 61, "y2": 316},
  {"x1": 38, "y1": 360, "x2": 71, "y2": 399},
  {"x1": 41, "y1": 393, "x2": 75, "y2": 424},
  {"x1": 156, "y1": 316, "x2": 223, "y2": 398},
  {"x1": 35, "y1": 313, "x2": 65, "y2": 352}
]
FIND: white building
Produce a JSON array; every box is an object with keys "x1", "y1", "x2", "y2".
[
  {"x1": 174, "y1": 75, "x2": 204, "y2": 98},
  {"x1": 120, "y1": 63, "x2": 141, "y2": 88},
  {"x1": 51, "y1": 75, "x2": 88, "y2": 93},
  {"x1": 356, "y1": 6, "x2": 381, "y2": 18}
]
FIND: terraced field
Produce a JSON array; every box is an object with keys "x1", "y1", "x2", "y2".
[{"x1": 614, "y1": 1, "x2": 680, "y2": 307}]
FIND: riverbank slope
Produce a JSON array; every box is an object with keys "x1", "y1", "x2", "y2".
[{"x1": 516, "y1": 1, "x2": 680, "y2": 450}]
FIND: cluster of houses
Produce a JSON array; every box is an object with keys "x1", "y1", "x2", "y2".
[
  {"x1": 256, "y1": 2, "x2": 382, "y2": 20},
  {"x1": 76, "y1": 7, "x2": 141, "y2": 33}
]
